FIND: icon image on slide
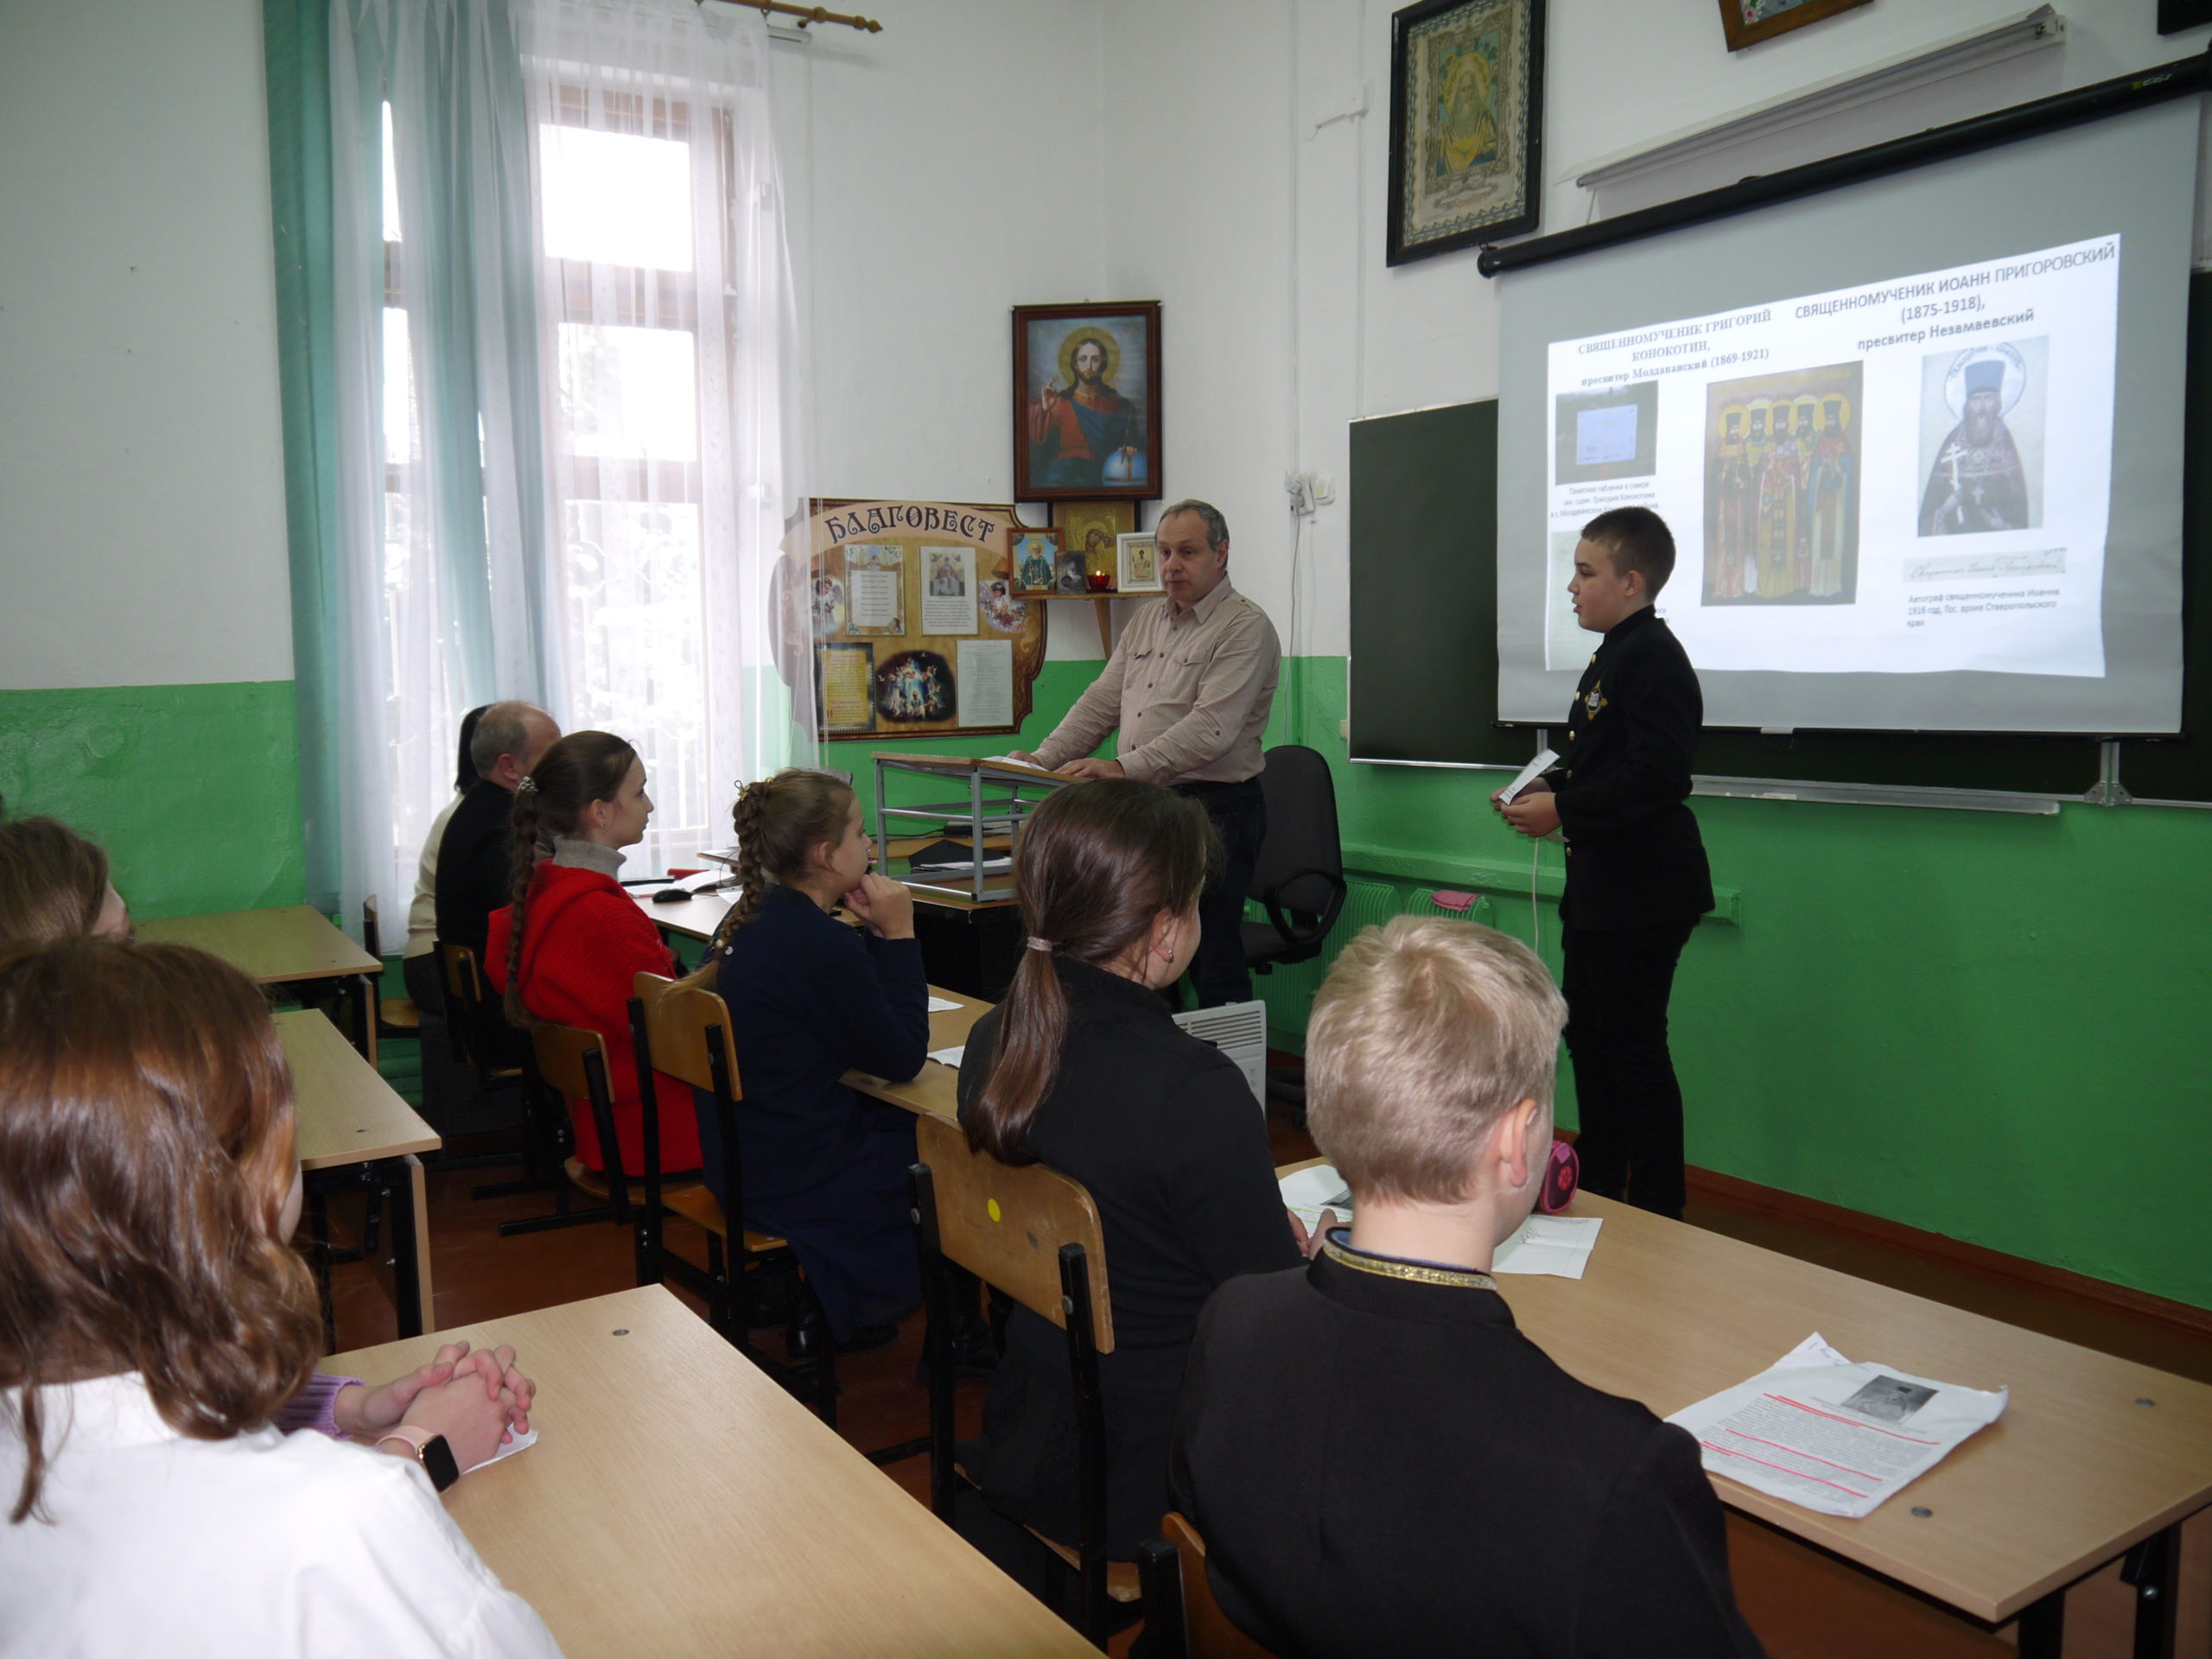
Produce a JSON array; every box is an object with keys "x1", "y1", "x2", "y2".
[
  {"x1": 1917, "y1": 340, "x2": 2044, "y2": 537},
  {"x1": 1554, "y1": 381, "x2": 1658, "y2": 485},
  {"x1": 1701, "y1": 362, "x2": 1861, "y2": 607}
]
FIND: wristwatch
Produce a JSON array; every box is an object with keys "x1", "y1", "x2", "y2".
[{"x1": 374, "y1": 1424, "x2": 461, "y2": 1492}]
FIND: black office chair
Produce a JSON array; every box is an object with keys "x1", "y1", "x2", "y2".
[
  {"x1": 1242, "y1": 745, "x2": 1346, "y2": 1119},
  {"x1": 1242, "y1": 745, "x2": 1346, "y2": 976}
]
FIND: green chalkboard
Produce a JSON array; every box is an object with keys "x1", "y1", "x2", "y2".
[
  {"x1": 1348, "y1": 275, "x2": 2212, "y2": 798},
  {"x1": 1346, "y1": 401, "x2": 1535, "y2": 770}
]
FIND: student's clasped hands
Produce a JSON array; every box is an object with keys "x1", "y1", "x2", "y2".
[{"x1": 341, "y1": 1341, "x2": 536, "y2": 1473}]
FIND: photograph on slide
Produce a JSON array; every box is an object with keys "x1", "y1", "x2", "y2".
[
  {"x1": 1700, "y1": 362, "x2": 1860, "y2": 607},
  {"x1": 1917, "y1": 338, "x2": 2046, "y2": 537}
]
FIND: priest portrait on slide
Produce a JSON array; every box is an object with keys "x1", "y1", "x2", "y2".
[{"x1": 1919, "y1": 340, "x2": 2044, "y2": 537}]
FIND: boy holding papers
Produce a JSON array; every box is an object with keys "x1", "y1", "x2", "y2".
[
  {"x1": 1496, "y1": 506, "x2": 1713, "y2": 1218},
  {"x1": 1170, "y1": 917, "x2": 1764, "y2": 1659}
]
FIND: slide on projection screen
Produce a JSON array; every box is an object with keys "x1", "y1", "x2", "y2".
[{"x1": 1496, "y1": 99, "x2": 2196, "y2": 736}]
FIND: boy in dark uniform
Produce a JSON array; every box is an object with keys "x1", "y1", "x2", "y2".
[
  {"x1": 1170, "y1": 917, "x2": 1764, "y2": 1659},
  {"x1": 1496, "y1": 506, "x2": 1712, "y2": 1218}
]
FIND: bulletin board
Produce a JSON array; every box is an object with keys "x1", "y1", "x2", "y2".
[{"x1": 798, "y1": 499, "x2": 1049, "y2": 742}]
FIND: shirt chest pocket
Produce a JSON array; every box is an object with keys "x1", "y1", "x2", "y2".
[{"x1": 1134, "y1": 640, "x2": 1209, "y2": 704}]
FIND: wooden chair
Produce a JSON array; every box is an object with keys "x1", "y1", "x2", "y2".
[
  {"x1": 626, "y1": 973, "x2": 844, "y2": 1426},
  {"x1": 1135, "y1": 1514, "x2": 1274, "y2": 1659},
  {"x1": 499, "y1": 1020, "x2": 629, "y2": 1241},
  {"x1": 435, "y1": 942, "x2": 524, "y2": 1091},
  {"x1": 429, "y1": 938, "x2": 569, "y2": 1205},
  {"x1": 911, "y1": 1112, "x2": 1135, "y2": 1645},
  {"x1": 360, "y1": 897, "x2": 421, "y2": 1044}
]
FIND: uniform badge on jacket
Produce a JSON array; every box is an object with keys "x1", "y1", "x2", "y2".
[{"x1": 1584, "y1": 682, "x2": 1607, "y2": 719}]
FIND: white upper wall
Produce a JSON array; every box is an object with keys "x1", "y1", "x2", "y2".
[
  {"x1": 7, "y1": 0, "x2": 2204, "y2": 686},
  {"x1": 0, "y1": 0, "x2": 295, "y2": 690}
]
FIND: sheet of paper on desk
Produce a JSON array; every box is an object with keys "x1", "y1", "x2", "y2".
[
  {"x1": 1279, "y1": 1164, "x2": 1354, "y2": 1231},
  {"x1": 926, "y1": 996, "x2": 961, "y2": 1014},
  {"x1": 460, "y1": 1425, "x2": 538, "y2": 1477},
  {"x1": 1667, "y1": 1332, "x2": 2008, "y2": 1518},
  {"x1": 929, "y1": 1045, "x2": 965, "y2": 1068},
  {"x1": 1490, "y1": 1215, "x2": 1603, "y2": 1278}
]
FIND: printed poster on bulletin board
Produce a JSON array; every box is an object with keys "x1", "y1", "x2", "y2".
[{"x1": 780, "y1": 500, "x2": 1049, "y2": 741}]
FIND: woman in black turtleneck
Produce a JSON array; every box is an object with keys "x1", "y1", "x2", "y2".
[{"x1": 954, "y1": 779, "x2": 1306, "y2": 1580}]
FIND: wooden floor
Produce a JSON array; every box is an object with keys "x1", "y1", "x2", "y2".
[{"x1": 326, "y1": 1096, "x2": 2211, "y2": 1659}]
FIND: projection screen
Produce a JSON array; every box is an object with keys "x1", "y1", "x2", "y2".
[{"x1": 1495, "y1": 98, "x2": 2196, "y2": 734}]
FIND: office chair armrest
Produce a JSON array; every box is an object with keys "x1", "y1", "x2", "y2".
[{"x1": 1260, "y1": 868, "x2": 1346, "y2": 950}]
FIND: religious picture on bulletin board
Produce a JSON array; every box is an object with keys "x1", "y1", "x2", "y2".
[
  {"x1": 818, "y1": 642, "x2": 875, "y2": 734},
  {"x1": 1701, "y1": 361, "x2": 1862, "y2": 607},
  {"x1": 980, "y1": 578, "x2": 1028, "y2": 633},
  {"x1": 1014, "y1": 302, "x2": 1163, "y2": 503},
  {"x1": 1387, "y1": 0, "x2": 1545, "y2": 266},
  {"x1": 844, "y1": 543, "x2": 905, "y2": 633},
  {"x1": 1116, "y1": 531, "x2": 1161, "y2": 593},
  {"x1": 921, "y1": 545, "x2": 978, "y2": 634},
  {"x1": 878, "y1": 649, "x2": 956, "y2": 725},
  {"x1": 1012, "y1": 529, "x2": 1061, "y2": 594},
  {"x1": 810, "y1": 571, "x2": 847, "y2": 637}
]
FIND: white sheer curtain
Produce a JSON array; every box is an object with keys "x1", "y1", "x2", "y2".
[
  {"x1": 518, "y1": 0, "x2": 813, "y2": 871},
  {"x1": 325, "y1": 0, "x2": 810, "y2": 931}
]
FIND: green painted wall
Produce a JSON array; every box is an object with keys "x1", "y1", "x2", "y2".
[
  {"x1": 1250, "y1": 655, "x2": 2212, "y2": 1313},
  {"x1": 0, "y1": 681, "x2": 308, "y2": 921}
]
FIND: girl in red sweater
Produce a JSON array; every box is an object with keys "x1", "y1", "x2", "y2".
[{"x1": 486, "y1": 731, "x2": 702, "y2": 1175}]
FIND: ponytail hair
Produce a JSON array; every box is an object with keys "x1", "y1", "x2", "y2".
[
  {"x1": 502, "y1": 731, "x2": 638, "y2": 1027},
  {"x1": 967, "y1": 779, "x2": 1216, "y2": 1165},
  {"x1": 709, "y1": 769, "x2": 855, "y2": 950},
  {"x1": 0, "y1": 815, "x2": 111, "y2": 947}
]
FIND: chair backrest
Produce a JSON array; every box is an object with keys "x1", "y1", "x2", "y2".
[
  {"x1": 631, "y1": 972, "x2": 741, "y2": 1096},
  {"x1": 528, "y1": 1020, "x2": 608, "y2": 1103},
  {"x1": 524, "y1": 1016, "x2": 630, "y2": 1214},
  {"x1": 1248, "y1": 745, "x2": 1343, "y2": 915},
  {"x1": 1162, "y1": 1512, "x2": 1273, "y2": 1659},
  {"x1": 912, "y1": 1114, "x2": 1114, "y2": 1354},
  {"x1": 437, "y1": 939, "x2": 482, "y2": 1007},
  {"x1": 361, "y1": 896, "x2": 384, "y2": 962}
]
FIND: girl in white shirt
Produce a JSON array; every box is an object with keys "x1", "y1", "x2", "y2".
[{"x1": 0, "y1": 938, "x2": 563, "y2": 1658}]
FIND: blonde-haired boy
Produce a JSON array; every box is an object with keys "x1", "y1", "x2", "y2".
[{"x1": 1170, "y1": 916, "x2": 1764, "y2": 1659}]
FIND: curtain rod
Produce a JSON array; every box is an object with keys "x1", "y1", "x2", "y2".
[{"x1": 697, "y1": 0, "x2": 883, "y2": 32}]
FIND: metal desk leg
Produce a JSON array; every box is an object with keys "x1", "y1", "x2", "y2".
[
  {"x1": 2121, "y1": 1522, "x2": 2179, "y2": 1659},
  {"x1": 2017, "y1": 1591, "x2": 2063, "y2": 1659},
  {"x1": 389, "y1": 1154, "x2": 435, "y2": 1338}
]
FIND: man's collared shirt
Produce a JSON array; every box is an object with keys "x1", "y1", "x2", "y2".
[{"x1": 1033, "y1": 578, "x2": 1280, "y2": 785}]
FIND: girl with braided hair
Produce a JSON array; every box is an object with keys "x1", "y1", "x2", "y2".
[
  {"x1": 485, "y1": 732, "x2": 702, "y2": 1176},
  {"x1": 706, "y1": 769, "x2": 928, "y2": 1352}
]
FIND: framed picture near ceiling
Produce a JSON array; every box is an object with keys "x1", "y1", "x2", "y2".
[
  {"x1": 1386, "y1": 0, "x2": 1546, "y2": 266},
  {"x1": 1013, "y1": 302, "x2": 1162, "y2": 503},
  {"x1": 1717, "y1": 0, "x2": 1871, "y2": 52},
  {"x1": 2159, "y1": 0, "x2": 2212, "y2": 32}
]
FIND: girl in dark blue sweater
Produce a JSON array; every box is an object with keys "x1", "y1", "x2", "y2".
[{"x1": 705, "y1": 770, "x2": 929, "y2": 1349}]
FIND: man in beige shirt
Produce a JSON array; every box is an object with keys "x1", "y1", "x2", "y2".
[{"x1": 1011, "y1": 499, "x2": 1280, "y2": 1006}]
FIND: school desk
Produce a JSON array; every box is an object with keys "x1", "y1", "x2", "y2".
[
  {"x1": 139, "y1": 904, "x2": 383, "y2": 1058},
  {"x1": 321, "y1": 1286, "x2": 1095, "y2": 1658},
  {"x1": 278, "y1": 1007, "x2": 438, "y2": 1337},
  {"x1": 842, "y1": 986, "x2": 991, "y2": 1123},
  {"x1": 1274, "y1": 1157, "x2": 2212, "y2": 1656}
]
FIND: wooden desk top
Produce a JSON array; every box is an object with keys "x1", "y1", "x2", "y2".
[
  {"x1": 632, "y1": 887, "x2": 738, "y2": 945},
  {"x1": 276, "y1": 1008, "x2": 439, "y2": 1168},
  {"x1": 844, "y1": 988, "x2": 990, "y2": 1123},
  {"x1": 323, "y1": 1287, "x2": 1093, "y2": 1658},
  {"x1": 137, "y1": 904, "x2": 379, "y2": 984},
  {"x1": 1274, "y1": 1163, "x2": 2212, "y2": 1624}
]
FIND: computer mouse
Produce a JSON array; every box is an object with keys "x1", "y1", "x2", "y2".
[{"x1": 652, "y1": 887, "x2": 693, "y2": 905}]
